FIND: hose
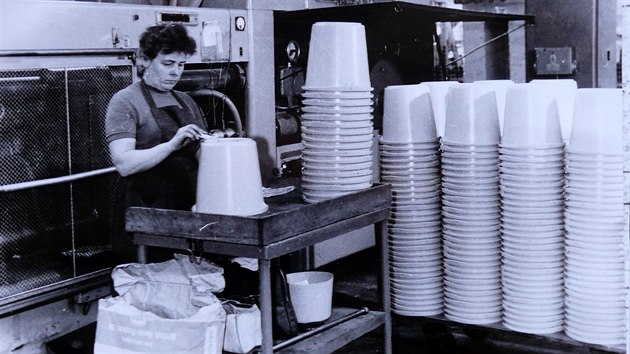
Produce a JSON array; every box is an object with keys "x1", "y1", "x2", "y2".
[{"x1": 187, "y1": 89, "x2": 244, "y2": 137}]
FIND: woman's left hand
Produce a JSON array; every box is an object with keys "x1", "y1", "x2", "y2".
[{"x1": 109, "y1": 124, "x2": 208, "y2": 177}]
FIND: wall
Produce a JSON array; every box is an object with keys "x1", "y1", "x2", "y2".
[
  {"x1": 461, "y1": 0, "x2": 527, "y2": 83},
  {"x1": 525, "y1": 0, "x2": 617, "y2": 88},
  {"x1": 621, "y1": 3, "x2": 630, "y2": 351}
]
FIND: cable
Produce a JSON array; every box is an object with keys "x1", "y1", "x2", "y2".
[{"x1": 445, "y1": 22, "x2": 530, "y2": 67}]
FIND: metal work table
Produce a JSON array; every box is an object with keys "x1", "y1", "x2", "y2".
[{"x1": 125, "y1": 183, "x2": 392, "y2": 354}]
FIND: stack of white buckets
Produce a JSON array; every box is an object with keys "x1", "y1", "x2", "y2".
[
  {"x1": 563, "y1": 89, "x2": 626, "y2": 346},
  {"x1": 380, "y1": 79, "x2": 627, "y2": 347},
  {"x1": 499, "y1": 84, "x2": 566, "y2": 334},
  {"x1": 380, "y1": 85, "x2": 443, "y2": 316},
  {"x1": 440, "y1": 84, "x2": 503, "y2": 324},
  {"x1": 300, "y1": 22, "x2": 374, "y2": 203}
]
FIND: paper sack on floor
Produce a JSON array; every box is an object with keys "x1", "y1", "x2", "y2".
[
  {"x1": 222, "y1": 301, "x2": 262, "y2": 353},
  {"x1": 94, "y1": 297, "x2": 225, "y2": 353},
  {"x1": 94, "y1": 254, "x2": 227, "y2": 354}
]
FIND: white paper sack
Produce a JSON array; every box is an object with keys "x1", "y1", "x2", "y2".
[
  {"x1": 231, "y1": 256, "x2": 258, "y2": 271},
  {"x1": 223, "y1": 302, "x2": 262, "y2": 354},
  {"x1": 113, "y1": 254, "x2": 225, "y2": 299},
  {"x1": 94, "y1": 255, "x2": 228, "y2": 353},
  {"x1": 94, "y1": 297, "x2": 226, "y2": 354},
  {"x1": 121, "y1": 281, "x2": 212, "y2": 319}
]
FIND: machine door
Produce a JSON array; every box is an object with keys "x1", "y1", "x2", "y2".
[{"x1": 0, "y1": 65, "x2": 131, "y2": 308}]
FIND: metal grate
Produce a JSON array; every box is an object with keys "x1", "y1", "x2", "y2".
[{"x1": 0, "y1": 66, "x2": 131, "y2": 298}]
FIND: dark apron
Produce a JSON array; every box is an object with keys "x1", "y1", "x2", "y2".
[
  {"x1": 126, "y1": 81, "x2": 200, "y2": 210},
  {"x1": 112, "y1": 81, "x2": 201, "y2": 263}
]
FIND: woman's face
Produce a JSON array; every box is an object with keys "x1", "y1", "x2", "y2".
[{"x1": 141, "y1": 51, "x2": 188, "y2": 91}]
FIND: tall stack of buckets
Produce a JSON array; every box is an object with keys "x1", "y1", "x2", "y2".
[
  {"x1": 562, "y1": 89, "x2": 626, "y2": 346},
  {"x1": 300, "y1": 22, "x2": 375, "y2": 203},
  {"x1": 498, "y1": 84, "x2": 566, "y2": 334},
  {"x1": 380, "y1": 84, "x2": 444, "y2": 316},
  {"x1": 440, "y1": 84, "x2": 503, "y2": 324}
]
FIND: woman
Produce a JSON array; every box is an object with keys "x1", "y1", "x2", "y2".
[{"x1": 105, "y1": 24, "x2": 207, "y2": 262}]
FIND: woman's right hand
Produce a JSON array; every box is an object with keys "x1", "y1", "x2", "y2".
[{"x1": 169, "y1": 124, "x2": 206, "y2": 151}]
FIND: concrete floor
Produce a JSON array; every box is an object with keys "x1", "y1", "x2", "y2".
[
  {"x1": 46, "y1": 247, "x2": 625, "y2": 354},
  {"x1": 325, "y1": 248, "x2": 625, "y2": 354}
]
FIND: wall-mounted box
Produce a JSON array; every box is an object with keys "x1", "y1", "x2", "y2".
[
  {"x1": 534, "y1": 47, "x2": 576, "y2": 76},
  {"x1": 526, "y1": 0, "x2": 617, "y2": 88}
]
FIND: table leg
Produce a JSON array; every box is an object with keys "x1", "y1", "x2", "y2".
[
  {"x1": 137, "y1": 244, "x2": 148, "y2": 264},
  {"x1": 259, "y1": 259, "x2": 273, "y2": 354},
  {"x1": 377, "y1": 220, "x2": 392, "y2": 354}
]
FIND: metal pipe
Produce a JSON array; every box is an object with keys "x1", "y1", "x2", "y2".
[
  {"x1": 175, "y1": 68, "x2": 240, "y2": 91},
  {"x1": 0, "y1": 268, "x2": 111, "y2": 317},
  {"x1": 188, "y1": 89, "x2": 244, "y2": 137},
  {"x1": 259, "y1": 259, "x2": 274, "y2": 354},
  {"x1": 0, "y1": 167, "x2": 117, "y2": 193},
  {"x1": 0, "y1": 49, "x2": 136, "y2": 58},
  {"x1": 446, "y1": 22, "x2": 529, "y2": 66},
  {"x1": 271, "y1": 307, "x2": 370, "y2": 352}
]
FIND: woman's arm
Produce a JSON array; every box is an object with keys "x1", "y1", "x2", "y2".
[{"x1": 109, "y1": 123, "x2": 206, "y2": 177}]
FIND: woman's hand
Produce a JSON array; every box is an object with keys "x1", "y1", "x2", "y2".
[
  {"x1": 168, "y1": 124, "x2": 207, "y2": 151},
  {"x1": 110, "y1": 124, "x2": 207, "y2": 177}
]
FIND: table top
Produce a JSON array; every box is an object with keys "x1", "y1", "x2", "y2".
[{"x1": 126, "y1": 183, "x2": 391, "y2": 249}]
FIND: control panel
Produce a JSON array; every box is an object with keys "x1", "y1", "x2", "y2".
[{"x1": 0, "y1": 1, "x2": 249, "y2": 64}]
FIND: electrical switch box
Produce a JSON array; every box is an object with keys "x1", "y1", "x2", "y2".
[{"x1": 534, "y1": 47, "x2": 576, "y2": 76}]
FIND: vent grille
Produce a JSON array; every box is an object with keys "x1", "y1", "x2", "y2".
[{"x1": 0, "y1": 66, "x2": 131, "y2": 298}]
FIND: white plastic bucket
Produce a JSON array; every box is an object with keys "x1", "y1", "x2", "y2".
[
  {"x1": 303, "y1": 22, "x2": 371, "y2": 90},
  {"x1": 195, "y1": 138, "x2": 268, "y2": 216},
  {"x1": 287, "y1": 271, "x2": 334, "y2": 324},
  {"x1": 443, "y1": 83, "x2": 500, "y2": 146},
  {"x1": 381, "y1": 84, "x2": 436, "y2": 143}
]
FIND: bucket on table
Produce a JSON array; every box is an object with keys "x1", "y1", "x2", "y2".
[
  {"x1": 195, "y1": 137, "x2": 268, "y2": 216},
  {"x1": 286, "y1": 271, "x2": 334, "y2": 324}
]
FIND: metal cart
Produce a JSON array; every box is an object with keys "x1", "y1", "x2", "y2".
[{"x1": 125, "y1": 183, "x2": 392, "y2": 354}]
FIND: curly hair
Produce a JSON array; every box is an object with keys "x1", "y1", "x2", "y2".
[{"x1": 138, "y1": 24, "x2": 197, "y2": 60}]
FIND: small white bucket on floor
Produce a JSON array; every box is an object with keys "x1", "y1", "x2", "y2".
[{"x1": 287, "y1": 271, "x2": 334, "y2": 323}]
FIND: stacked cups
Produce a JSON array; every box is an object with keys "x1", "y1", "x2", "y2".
[
  {"x1": 300, "y1": 22, "x2": 374, "y2": 203},
  {"x1": 440, "y1": 83, "x2": 503, "y2": 324},
  {"x1": 380, "y1": 84, "x2": 443, "y2": 316},
  {"x1": 499, "y1": 84, "x2": 566, "y2": 334},
  {"x1": 563, "y1": 88, "x2": 627, "y2": 346}
]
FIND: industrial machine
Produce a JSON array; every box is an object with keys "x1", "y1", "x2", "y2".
[{"x1": 0, "y1": 0, "x2": 248, "y2": 315}]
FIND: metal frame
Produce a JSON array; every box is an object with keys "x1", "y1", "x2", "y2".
[{"x1": 127, "y1": 184, "x2": 392, "y2": 354}]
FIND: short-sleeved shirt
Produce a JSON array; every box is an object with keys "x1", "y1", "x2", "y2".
[{"x1": 105, "y1": 80, "x2": 207, "y2": 149}]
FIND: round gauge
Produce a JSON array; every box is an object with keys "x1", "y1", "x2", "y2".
[
  {"x1": 286, "y1": 40, "x2": 301, "y2": 63},
  {"x1": 235, "y1": 16, "x2": 246, "y2": 31}
]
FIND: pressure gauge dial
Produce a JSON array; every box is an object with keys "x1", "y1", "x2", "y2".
[
  {"x1": 235, "y1": 16, "x2": 246, "y2": 31},
  {"x1": 286, "y1": 40, "x2": 301, "y2": 63}
]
